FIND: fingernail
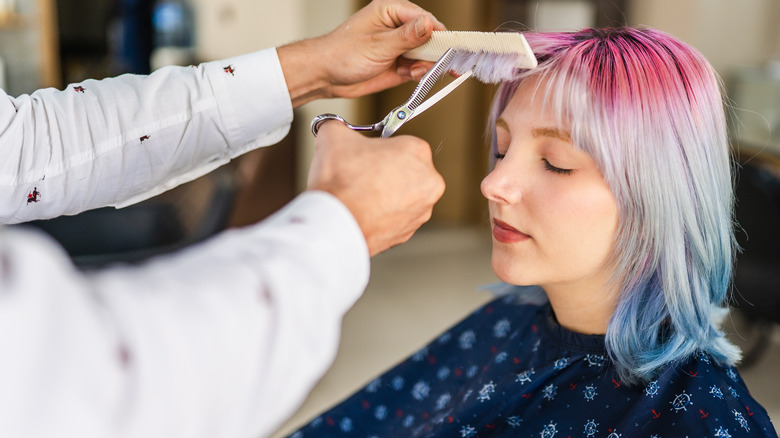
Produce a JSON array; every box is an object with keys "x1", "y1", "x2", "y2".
[
  {"x1": 411, "y1": 65, "x2": 427, "y2": 80},
  {"x1": 397, "y1": 65, "x2": 411, "y2": 78},
  {"x1": 415, "y1": 17, "x2": 427, "y2": 38}
]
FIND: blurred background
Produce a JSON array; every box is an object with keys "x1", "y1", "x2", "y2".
[{"x1": 2, "y1": 0, "x2": 778, "y2": 435}]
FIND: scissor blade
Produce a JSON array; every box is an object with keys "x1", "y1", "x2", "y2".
[
  {"x1": 404, "y1": 48, "x2": 458, "y2": 112},
  {"x1": 406, "y1": 70, "x2": 473, "y2": 123}
]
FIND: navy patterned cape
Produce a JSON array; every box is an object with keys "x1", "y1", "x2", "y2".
[{"x1": 288, "y1": 288, "x2": 777, "y2": 438}]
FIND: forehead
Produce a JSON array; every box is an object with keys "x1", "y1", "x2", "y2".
[{"x1": 498, "y1": 77, "x2": 569, "y2": 133}]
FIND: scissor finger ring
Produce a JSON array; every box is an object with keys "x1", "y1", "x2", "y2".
[{"x1": 310, "y1": 114, "x2": 384, "y2": 137}]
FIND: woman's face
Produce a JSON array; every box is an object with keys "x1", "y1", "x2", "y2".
[{"x1": 481, "y1": 78, "x2": 620, "y2": 297}]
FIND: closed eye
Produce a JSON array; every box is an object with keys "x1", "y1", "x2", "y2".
[{"x1": 543, "y1": 159, "x2": 572, "y2": 175}]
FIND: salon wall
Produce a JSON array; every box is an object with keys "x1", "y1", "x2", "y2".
[
  {"x1": 628, "y1": 0, "x2": 780, "y2": 158},
  {"x1": 190, "y1": 1, "x2": 301, "y2": 61},
  {"x1": 628, "y1": 0, "x2": 780, "y2": 76}
]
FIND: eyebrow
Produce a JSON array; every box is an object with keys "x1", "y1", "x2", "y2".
[
  {"x1": 496, "y1": 118, "x2": 572, "y2": 143},
  {"x1": 532, "y1": 127, "x2": 572, "y2": 142}
]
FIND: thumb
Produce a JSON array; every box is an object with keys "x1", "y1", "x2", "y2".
[
  {"x1": 314, "y1": 120, "x2": 346, "y2": 149},
  {"x1": 390, "y1": 16, "x2": 433, "y2": 54}
]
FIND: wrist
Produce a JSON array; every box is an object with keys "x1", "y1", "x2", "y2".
[{"x1": 277, "y1": 37, "x2": 332, "y2": 108}]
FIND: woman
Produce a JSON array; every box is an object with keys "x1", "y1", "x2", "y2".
[{"x1": 288, "y1": 27, "x2": 777, "y2": 437}]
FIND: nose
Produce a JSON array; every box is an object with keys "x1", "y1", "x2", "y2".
[{"x1": 481, "y1": 161, "x2": 518, "y2": 205}]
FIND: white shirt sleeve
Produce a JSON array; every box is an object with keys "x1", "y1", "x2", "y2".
[
  {"x1": 0, "y1": 48, "x2": 373, "y2": 437},
  {"x1": 0, "y1": 191, "x2": 370, "y2": 438},
  {"x1": 0, "y1": 48, "x2": 292, "y2": 224}
]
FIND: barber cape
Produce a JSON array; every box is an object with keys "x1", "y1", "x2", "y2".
[{"x1": 288, "y1": 287, "x2": 777, "y2": 438}]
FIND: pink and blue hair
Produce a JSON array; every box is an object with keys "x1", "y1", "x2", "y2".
[{"x1": 488, "y1": 27, "x2": 740, "y2": 384}]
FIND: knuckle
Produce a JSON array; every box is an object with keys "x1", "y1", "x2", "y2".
[
  {"x1": 434, "y1": 174, "x2": 446, "y2": 196},
  {"x1": 398, "y1": 135, "x2": 431, "y2": 158}
]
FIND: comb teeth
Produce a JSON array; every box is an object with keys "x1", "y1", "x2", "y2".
[
  {"x1": 404, "y1": 31, "x2": 537, "y2": 84},
  {"x1": 406, "y1": 49, "x2": 457, "y2": 111}
]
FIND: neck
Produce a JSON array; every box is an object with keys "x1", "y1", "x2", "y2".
[{"x1": 542, "y1": 280, "x2": 619, "y2": 335}]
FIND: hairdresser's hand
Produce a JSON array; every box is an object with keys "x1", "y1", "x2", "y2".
[
  {"x1": 308, "y1": 122, "x2": 445, "y2": 257},
  {"x1": 278, "y1": 0, "x2": 446, "y2": 107}
]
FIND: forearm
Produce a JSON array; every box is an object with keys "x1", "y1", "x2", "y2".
[{"x1": 0, "y1": 48, "x2": 293, "y2": 224}]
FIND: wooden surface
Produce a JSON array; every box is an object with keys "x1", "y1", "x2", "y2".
[
  {"x1": 37, "y1": 0, "x2": 60, "y2": 89},
  {"x1": 0, "y1": 0, "x2": 61, "y2": 93}
]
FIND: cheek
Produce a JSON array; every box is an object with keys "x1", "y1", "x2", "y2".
[
  {"x1": 553, "y1": 184, "x2": 619, "y2": 261},
  {"x1": 486, "y1": 172, "x2": 619, "y2": 285}
]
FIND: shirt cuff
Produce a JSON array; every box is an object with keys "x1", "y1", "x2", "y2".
[{"x1": 206, "y1": 48, "x2": 294, "y2": 159}]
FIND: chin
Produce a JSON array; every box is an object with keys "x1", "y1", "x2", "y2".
[{"x1": 491, "y1": 251, "x2": 534, "y2": 286}]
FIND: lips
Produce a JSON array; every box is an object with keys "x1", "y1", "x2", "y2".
[{"x1": 492, "y1": 219, "x2": 530, "y2": 243}]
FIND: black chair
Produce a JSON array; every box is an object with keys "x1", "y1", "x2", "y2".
[{"x1": 732, "y1": 160, "x2": 780, "y2": 367}]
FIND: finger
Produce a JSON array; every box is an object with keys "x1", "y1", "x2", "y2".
[
  {"x1": 432, "y1": 173, "x2": 446, "y2": 200},
  {"x1": 396, "y1": 57, "x2": 414, "y2": 79},
  {"x1": 392, "y1": 135, "x2": 433, "y2": 162},
  {"x1": 314, "y1": 119, "x2": 350, "y2": 147},
  {"x1": 330, "y1": 69, "x2": 409, "y2": 99},
  {"x1": 417, "y1": 171, "x2": 446, "y2": 206},
  {"x1": 395, "y1": 58, "x2": 434, "y2": 79},
  {"x1": 386, "y1": 1, "x2": 447, "y2": 31},
  {"x1": 409, "y1": 61, "x2": 434, "y2": 81},
  {"x1": 396, "y1": 63, "x2": 411, "y2": 79},
  {"x1": 387, "y1": 15, "x2": 434, "y2": 55},
  {"x1": 401, "y1": 60, "x2": 460, "y2": 80}
]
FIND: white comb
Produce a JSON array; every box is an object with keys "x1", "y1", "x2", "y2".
[{"x1": 404, "y1": 31, "x2": 538, "y2": 83}]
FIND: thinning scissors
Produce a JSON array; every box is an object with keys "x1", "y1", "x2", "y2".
[{"x1": 311, "y1": 48, "x2": 473, "y2": 138}]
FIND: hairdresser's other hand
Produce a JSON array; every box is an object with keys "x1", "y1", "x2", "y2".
[
  {"x1": 278, "y1": 0, "x2": 446, "y2": 107},
  {"x1": 319, "y1": 0, "x2": 447, "y2": 96},
  {"x1": 308, "y1": 122, "x2": 445, "y2": 257}
]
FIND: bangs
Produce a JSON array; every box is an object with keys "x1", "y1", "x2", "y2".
[{"x1": 489, "y1": 42, "x2": 611, "y2": 179}]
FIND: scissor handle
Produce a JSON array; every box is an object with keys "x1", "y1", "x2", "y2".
[
  {"x1": 312, "y1": 48, "x2": 460, "y2": 138},
  {"x1": 310, "y1": 113, "x2": 383, "y2": 137}
]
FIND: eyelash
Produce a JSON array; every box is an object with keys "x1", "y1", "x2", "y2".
[
  {"x1": 543, "y1": 159, "x2": 573, "y2": 175},
  {"x1": 493, "y1": 153, "x2": 573, "y2": 176}
]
